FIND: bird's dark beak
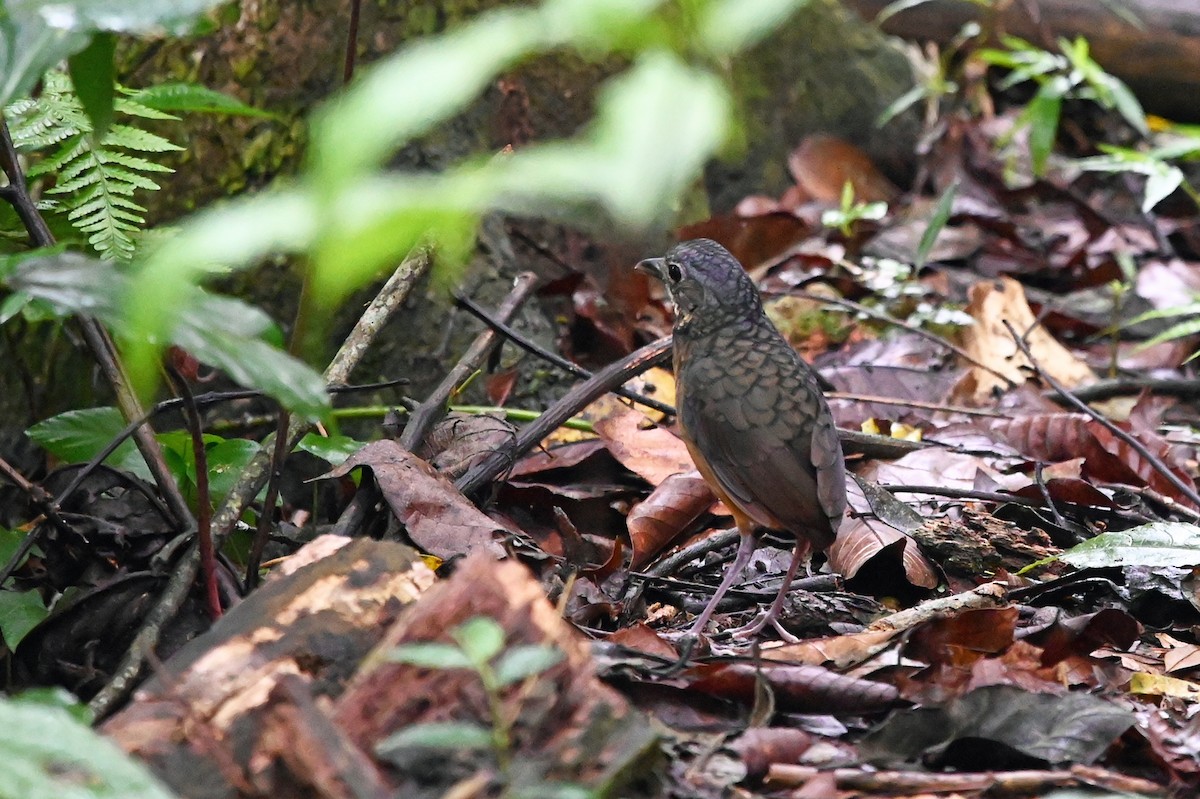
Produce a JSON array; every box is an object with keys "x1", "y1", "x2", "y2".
[{"x1": 635, "y1": 257, "x2": 666, "y2": 280}]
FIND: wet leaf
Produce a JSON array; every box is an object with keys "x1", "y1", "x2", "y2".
[{"x1": 1059, "y1": 523, "x2": 1200, "y2": 569}]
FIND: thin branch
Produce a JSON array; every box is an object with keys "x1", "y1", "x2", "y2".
[
  {"x1": 246, "y1": 409, "x2": 290, "y2": 588},
  {"x1": 882, "y1": 483, "x2": 1153, "y2": 523},
  {"x1": 454, "y1": 292, "x2": 677, "y2": 417},
  {"x1": 0, "y1": 455, "x2": 81, "y2": 586},
  {"x1": 342, "y1": 0, "x2": 362, "y2": 84},
  {"x1": 456, "y1": 336, "x2": 672, "y2": 497},
  {"x1": 401, "y1": 271, "x2": 540, "y2": 451},
  {"x1": 1053, "y1": 375, "x2": 1200, "y2": 404},
  {"x1": 826, "y1": 391, "x2": 1007, "y2": 417},
  {"x1": 1002, "y1": 319, "x2": 1200, "y2": 510},
  {"x1": 166, "y1": 367, "x2": 220, "y2": 620}
]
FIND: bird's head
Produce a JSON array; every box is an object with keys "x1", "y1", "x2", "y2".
[{"x1": 636, "y1": 238, "x2": 762, "y2": 330}]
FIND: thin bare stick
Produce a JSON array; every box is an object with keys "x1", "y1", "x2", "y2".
[
  {"x1": 166, "y1": 367, "x2": 220, "y2": 620},
  {"x1": 881, "y1": 482, "x2": 1152, "y2": 523},
  {"x1": 454, "y1": 292, "x2": 677, "y2": 416},
  {"x1": 1002, "y1": 319, "x2": 1200, "y2": 510},
  {"x1": 456, "y1": 336, "x2": 673, "y2": 496},
  {"x1": 0, "y1": 455, "x2": 80, "y2": 586},
  {"x1": 826, "y1": 391, "x2": 1006, "y2": 417},
  {"x1": 401, "y1": 271, "x2": 539, "y2": 451},
  {"x1": 246, "y1": 409, "x2": 290, "y2": 588}
]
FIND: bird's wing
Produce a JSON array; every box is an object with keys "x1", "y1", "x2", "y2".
[{"x1": 682, "y1": 374, "x2": 840, "y2": 546}]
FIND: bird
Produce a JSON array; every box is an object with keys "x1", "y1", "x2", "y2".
[{"x1": 636, "y1": 238, "x2": 847, "y2": 641}]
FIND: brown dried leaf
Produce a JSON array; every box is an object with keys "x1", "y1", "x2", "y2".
[
  {"x1": 677, "y1": 211, "x2": 811, "y2": 270},
  {"x1": 763, "y1": 628, "x2": 901, "y2": 669},
  {"x1": 985, "y1": 412, "x2": 1094, "y2": 462},
  {"x1": 593, "y1": 403, "x2": 694, "y2": 487},
  {"x1": 828, "y1": 476, "x2": 938, "y2": 588},
  {"x1": 627, "y1": 470, "x2": 716, "y2": 570},
  {"x1": 1083, "y1": 421, "x2": 1199, "y2": 508},
  {"x1": 1026, "y1": 608, "x2": 1141, "y2": 667},
  {"x1": 788, "y1": 134, "x2": 899, "y2": 204},
  {"x1": 905, "y1": 607, "x2": 1019, "y2": 667},
  {"x1": 324, "y1": 440, "x2": 507, "y2": 559},
  {"x1": 687, "y1": 662, "x2": 900, "y2": 714},
  {"x1": 954, "y1": 277, "x2": 1096, "y2": 403}
]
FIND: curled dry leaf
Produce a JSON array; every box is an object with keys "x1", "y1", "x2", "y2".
[
  {"x1": 788, "y1": 134, "x2": 900, "y2": 204},
  {"x1": 686, "y1": 662, "x2": 900, "y2": 714},
  {"x1": 626, "y1": 470, "x2": 716, "y2": 570},
  {"x1": 829, "y1": 476, "x2": 938, "y2": 589},
  {"x1": 904, "y1": 607, "x2": 1020, "y2": 668},
  {"x1": 953, "y1": 277, "x2": 1096, "y2": 403},
  {"x1": 322, "y1": 440, "x2": 508, "y2": 559},
  {"x1": 1024, "y1": 607, "x2": 1141, "y2": 667}
]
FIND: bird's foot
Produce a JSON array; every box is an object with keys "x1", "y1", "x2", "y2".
[{"x1": 729, "y1": 611, "x2": 800, "y2": 644}]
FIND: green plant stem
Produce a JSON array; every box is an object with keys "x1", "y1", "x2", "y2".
[
  {"x1": 329, "y1": 404, "x2": 595, "y2": 433},
  {"x1": 475, "y1": 662, "x2": 512, "y2": 774}
]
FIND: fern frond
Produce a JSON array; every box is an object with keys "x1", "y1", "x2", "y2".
[{"x1": 4, "y1": 69, "x2": 183, "y2": 260}]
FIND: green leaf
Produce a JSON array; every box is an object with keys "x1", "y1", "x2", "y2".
[
  {"x1": 309, "y1": 177, "x2": 478, "y2": 307},
  {"x1": 6, "y1": 70, "x2": 181, "y2": 260},
  {"x1": 376, "y1": 721, "x2": 493, "y2": 753},
  {"x1": 173, "y1": 295, "x2": 330, "y2": 420},
  {"x1": 1140, "y1": 162, "x2": 1183, "y2": 213},
  {"x1": 67, "y1": 33, "x2": 115, "y2": 138},
  {"x1": 1102, "y1": 74, "x2": 1148, "y2": 136},
  {"x1": 0, "y1": 588, "x2": 49, "y2": 649},
  {"x1": 8, "y1": 0, "x2": 230, "y2": 36},
  {"x1": 311, "y1": 6, "x2": 544, "y2": 183},
  {"x1": 130, "y1": 83, "x2": 279, "y2": 119},
  {"x1": 0, "y1": 528, "x2": 36, "y2": 577},
  {"x1": 1025, "y1": 83, "x2": 1063, "y2": 176},
  {"x1": 295, "y1": 433, "x2": 363, "y2": 466},
  {"x1": 385, "y1": 643, "x2": 473, "y2": 670},
  {"x1": 491, "y1": 53, "x2": 729, "y2": 227},
  {"x1": 1060, "y1": 523, "x2": 1200, "y2": 569},
  {"x1": 915, "y1": 181, "x2": 958, "y2": 269},
  {"x1": 699, "y1": 0, "x2": 811, "y2": 56},
  {"x1": 494, "y1": 645, "x2": 564, "y2": 686},
  {"x1": 9, "y1": 688, "x2": 92, "y2": 724},
  {"x1": 1139, "y1": 314, "x2": 1200, "y2": 350},
  {"x1": 124, "y1": 189, "x2": 317, "y2": 396},
  {"x1": 452, "y1": 617, "x2": 506, "y2": 664},
  {"x1": 6, "y1": 251, "x2": 329, "y2": 419},
  {"x1": 0, "y1": 6, "x2": 90, "y2": 108},
  {"x1": 199, "y1": 438, "x2": 261, "y2": 508},
  {"x1": 26, "y1": 406, "x2": 134, "y2": 465},
  {"x1": 878, "y1": 84, "x2": 927, "y2": 128},
  {"x1": 0, "y1": 694, "x2": 178, "y2": 798}
]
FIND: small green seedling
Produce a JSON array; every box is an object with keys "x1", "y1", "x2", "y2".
[
  {"x1": 821, "y1": 181, "x2": 888, "y2": 237},
  {"x1": 377, "y1": 616, "x2": 564, "y2": 776}
]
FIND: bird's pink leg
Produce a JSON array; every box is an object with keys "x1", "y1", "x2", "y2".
[
  {"x1": 731, "y1": 540, "x2": 810, "y2": 643},
  {"x1": 688, "y1": 531, "x2": 757, "y2": 637}
]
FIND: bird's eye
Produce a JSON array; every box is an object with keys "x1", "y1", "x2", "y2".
[{"x1": 667, "y1": 262, "x2": 683, "y2": 282}]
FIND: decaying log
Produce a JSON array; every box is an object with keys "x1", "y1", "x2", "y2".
[
  {"x1": 845, "y1": 0, "x2": 1200, "y2": 122},
  {"x1": 102, "y1": 537, "x2": 434, "y2": 798},
  {"x1": 103, "y1": 539, "x2": 659, "y2": 798}
]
